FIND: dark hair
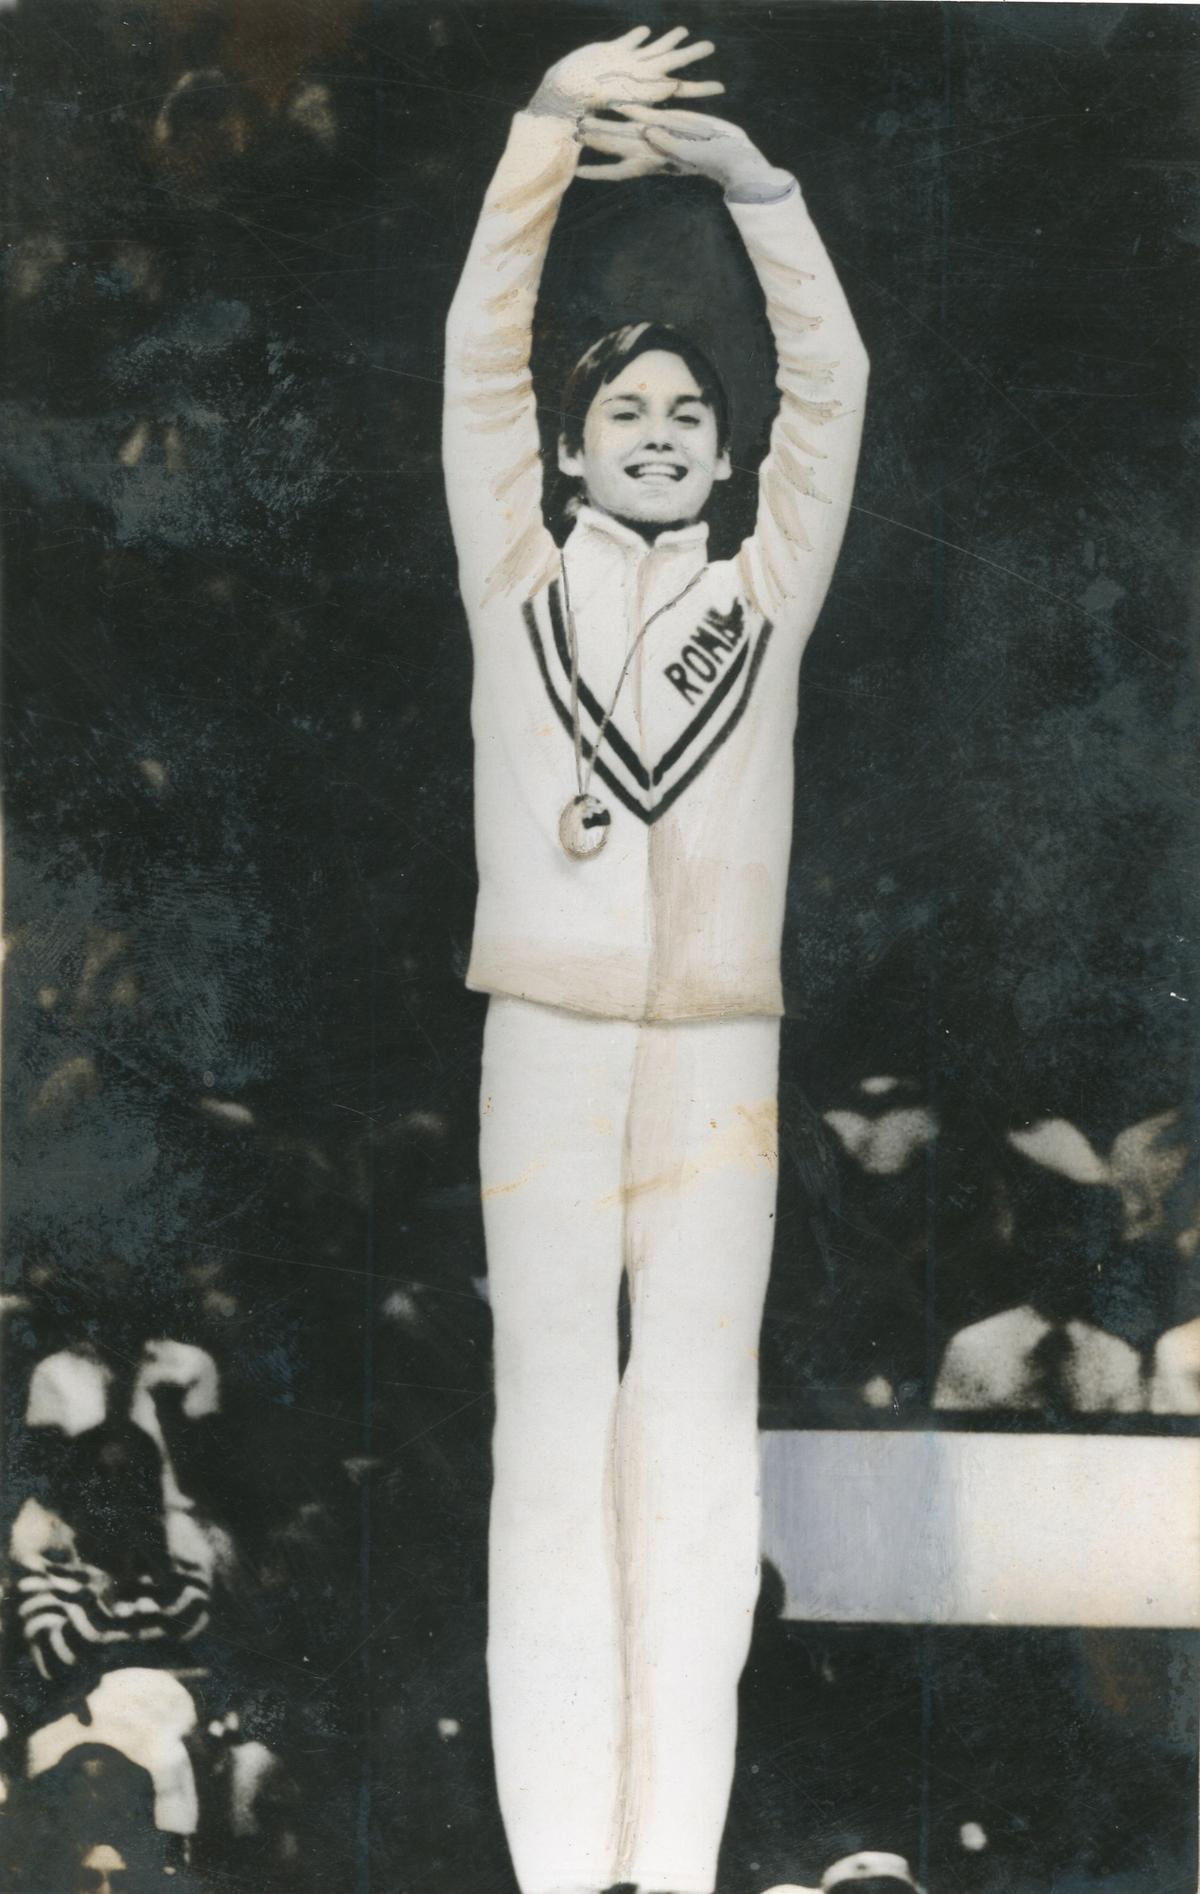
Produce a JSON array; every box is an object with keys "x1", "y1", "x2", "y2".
[{"x1": 559, "y1": 321, "x2": 731, "y2": 457}]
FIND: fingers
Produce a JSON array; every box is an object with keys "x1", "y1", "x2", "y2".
[
  {"x1": 577, "y1": 114, "x2": 671, "y2": 180},
  {"x1": 644, "y1": 124, "x2": 709, "y2": 156},
  {"x1": 641, "y1": 25, "x2": 690, "y2": 54},
  {"x1": 579, "y1": 108, "x2": 726, "y2": 165},
  {"x1": 580, "y1": 113, "x2": 643, "y2": 134},
  {"x1": 609, "y1": 102, "x2": 724, "y2": 127},
  {"x1": 605, "y1": 101, "x2": 719, "y2": 123},
  {"x1": 576, "y1": 155, "x2": 662, "y2": 181},
  {"x1": 579, "y1": 124, "x2": 666, "y2": 173},
  {"x1": 653, "y1": 35, "x2": 716, "y2": 68},
  {"x1": 578, "y1": 117, "x2": 699, "y2": 184},
  {"x1": 579, "y1": 122, "x2": 647, "y2": 155},
  {"x1": 621, "y1": 74, "x2": 686, "y2": 101},
  {"x1": 592, "y1": 72, "x2": 681, "y2": 102},
  {"x1": 611, "y1": 25, "x2": 718, "y2": 71},
  {"x1": 614, "y1": 75, "x2": 724, "y2": 105}
]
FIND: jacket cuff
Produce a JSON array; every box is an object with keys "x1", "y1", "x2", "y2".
[
  {"x1": 725, "y1": 171, "x2": 799, "y2": 206},
  {"x1": 512, "y1": 105, "x2": 582, "y2": 145}
]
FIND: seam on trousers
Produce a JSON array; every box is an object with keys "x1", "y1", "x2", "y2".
[{"x1": 611, "y1": 1018, "x2": 644, "y2": 1883}]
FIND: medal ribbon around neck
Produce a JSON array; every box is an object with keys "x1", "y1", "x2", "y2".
[{"x1": 558, "y1": 552, "x2": 707, "y2": 860}]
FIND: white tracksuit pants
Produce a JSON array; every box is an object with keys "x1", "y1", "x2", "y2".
[{"x1": 480, "y1": 996, "x2": 781, "y2": 1894}]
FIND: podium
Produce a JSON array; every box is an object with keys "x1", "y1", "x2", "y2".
[{"x1": 760, "y1": 1430, "x2": 1200, "y2": 1627}]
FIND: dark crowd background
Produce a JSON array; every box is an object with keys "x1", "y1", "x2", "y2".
[{"x1": 2, "y1": 3, "x2": 1198, "y2": 1891}]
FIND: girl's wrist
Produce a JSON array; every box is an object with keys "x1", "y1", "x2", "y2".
[
  {"x1": 724, "y1": 160, "x2": 795, "y2": 203},
  {"x1": 528, "y1": 81, "x2": 580, "y2": 121}
]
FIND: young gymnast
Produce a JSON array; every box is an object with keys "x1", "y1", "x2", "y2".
[{"x1": 444, "y1": 27, "x2": 868, "y2": 1894}]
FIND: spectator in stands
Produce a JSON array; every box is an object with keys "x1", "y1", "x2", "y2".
[
  {"x1": 1149, "y1": 1316, "x2": 1200, "y2": 1414},
  {"x1": 934, "y1": 1306, "x2": 1143, "y2": 1413},
  {"x1": 934, "y1": 1107, "x2": 1195, "y2": 1415},
  {"x1": 760, "y1": 1846, "x2": 924, "y2": 1892}
]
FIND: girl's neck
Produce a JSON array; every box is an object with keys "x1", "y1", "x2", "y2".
[{"x1": 609, "y1": 512, "x2": 690, "y2": 543}]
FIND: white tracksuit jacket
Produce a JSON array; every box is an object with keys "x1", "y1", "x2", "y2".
[{"x1": 444, "y1": 110, "x2": 868, "y2": 1024}]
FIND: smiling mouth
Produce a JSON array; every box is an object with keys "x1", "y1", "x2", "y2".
[{"x1": 625, "y1": 461, "x2": 687, "y2": 482}]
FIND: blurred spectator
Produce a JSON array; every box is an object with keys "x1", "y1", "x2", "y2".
[
  {"x1": 9, "y1": 1343, "x2": 226, "y2": 1688},
  {"x1": 1, "y1": 1741, "x2": 187, "y2": 1893},
  {"x1": 822, "y1": 1854, "x2": 924, "y2": 1892},
  {"x1": 811, "y1": 1076, "x2": 942, "y2": 1409},
  {"x1": 1149, "y1": 1317, "x2": 1200, "y2": 1414},
  {"x1": 28, "y1": 1671, "x2": 199, "y2": 1838},
  {"x1": 934, "y1": 1307, "x2": 1144, "y2": 1413},
  {"x1": 79, "y1": 1841, "x2": 133, "y2": 1894},
  {"x1": 1007, "y1": 1109, "x2": 1190, "y2": 1246},
  {"x1": 2, "y1": 1342, "x2": 215, "y2": 1885},
  {"x1": 823, "y1": 1078, "x2": 936, "y2": 1178},
  {"x1": 1, "y1": 1325, "x2": 316, "y2": 1889},
  {"x1": 816, "y1": 1082, "x2": 1200, "y2": 1415},
  {"x1": 930, "y1": 1105, "x2": 1197, "y2": 1415},
  {"x1": 760, "y1": 1847, "x2": 924, "y2": 1893}
]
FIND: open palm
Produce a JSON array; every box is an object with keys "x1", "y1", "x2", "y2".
[{"x1": 533, "y1": 25, "x2": 723, "y2": 120}]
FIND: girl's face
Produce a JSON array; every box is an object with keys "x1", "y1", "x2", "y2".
[{"x1": 559, "y1": 349, "x2": 731, "y2": 527}]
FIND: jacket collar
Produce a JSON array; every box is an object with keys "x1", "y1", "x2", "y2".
[{"x1": 571, "y1": 503, "x2": 709, "y2": 557}]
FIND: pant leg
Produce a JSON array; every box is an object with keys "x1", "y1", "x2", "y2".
[
  {"x1": 617, "y1": 1014, "x2": 781, "y2": 1894},
  {"x1": 481, "y1": 996, "x2": 637, "y2": 1894}
]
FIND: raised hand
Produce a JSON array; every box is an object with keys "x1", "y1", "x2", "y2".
[
  {"x1": 575, "y1": 115, "x2": 672, "y2": 183},
  {"x1": 578, "y1": 104, "x2": 791, "y2": 199},
  {"x1": 530, "y1": 25, "x2": 723, "y2": 122}
]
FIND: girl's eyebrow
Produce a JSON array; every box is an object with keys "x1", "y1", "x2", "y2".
[{"x1": 600, "y1": 392, "x2": 707, "y2": 410}]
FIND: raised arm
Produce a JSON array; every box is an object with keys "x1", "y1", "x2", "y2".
[
  {"x1": 444, "y1": 29, "x2": 723, "y2": 614},
  {"x1": 579, "y1": 106, "x2": 870, "y2": 631},
  {"x1": 442, "y1": 109, "x2": 574, "y2": 611}
]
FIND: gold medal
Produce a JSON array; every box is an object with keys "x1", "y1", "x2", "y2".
[{"x1": 556, "y1": 555, "x2": 705, "y2": 861}]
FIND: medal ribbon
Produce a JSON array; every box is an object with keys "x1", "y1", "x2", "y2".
[{"x1": 560, "y1": 551, "x2": 708, "y2": 803}]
